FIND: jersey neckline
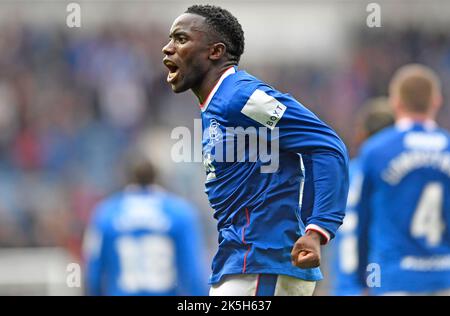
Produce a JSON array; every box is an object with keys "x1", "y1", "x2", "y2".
[
  {"x1": 199, "y1": 66, "x2": 236, "y2": 112},
  {"x1": 395, "y1": 117, "x2": 437, "y2": 132}
]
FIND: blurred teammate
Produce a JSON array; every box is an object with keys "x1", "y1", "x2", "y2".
[
  {"x1": 162, "y1": 5, "x2": 349, "y2": 295},
  {"x1": 330, "y1": 97, "x2": 394, "y2": 296},
  {"x1": 356, "y1": 64, "x2": 450, "y2": 295},
  {"x1": 83, "y1": 156, "x2": 208, "y2": 295}
]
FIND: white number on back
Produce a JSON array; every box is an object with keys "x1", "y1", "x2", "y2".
[
  {"x1": 411, "y1": 182, "x2": 445, "y2": 247},
  {"x1": 116, "y1": 235, "x2": 176, "y2": 293}
]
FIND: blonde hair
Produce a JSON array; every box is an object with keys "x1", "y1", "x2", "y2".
[{"x1": 389, "y1": 64, "x2": 441, "y2": 113}]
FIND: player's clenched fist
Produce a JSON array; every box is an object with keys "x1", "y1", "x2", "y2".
[{"x1": 291, "y1": 230, "x2": 323, "y2": 269}]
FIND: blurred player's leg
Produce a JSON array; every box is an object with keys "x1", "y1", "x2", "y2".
[{"x1": 209, "y1": 274, "x2": 315, "y2": 296}]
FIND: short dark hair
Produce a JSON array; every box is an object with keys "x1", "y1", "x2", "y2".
[
  {"x1": 186, "y1": 4, "x2": 245, "y2": 64},
  {"x1": 126, "y1": 155, "x2": 157, "y2": 187},
  {"x1": 359, "y1": 97, "x2": 395, "y2": 137}
]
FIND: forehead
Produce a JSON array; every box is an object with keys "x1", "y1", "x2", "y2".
[{"x1": 170, "y1": 13, "x2": 207, "y2": 34}]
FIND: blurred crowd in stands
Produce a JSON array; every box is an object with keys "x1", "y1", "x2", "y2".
[{"x1": 0, "y1": 21, "x2": 449, "y2": 261}]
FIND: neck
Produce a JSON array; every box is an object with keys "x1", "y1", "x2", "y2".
[
  {"x1": 193, "y1": 62, "x2": 235, "y2": 104},
  {"x1": 397, "y1": 112, "x2": 434, "y2": 123}
]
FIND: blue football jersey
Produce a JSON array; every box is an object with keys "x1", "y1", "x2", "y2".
[
  {"x1": 83, "y1": 186, "x2": 209, "y2": 296},
  {"x1": 200, "y1": 66, "x2": 349, "y2": 284},
  {"x1": 330, "y1": 159, "x2": 364, "y2": 295},
  {"x1": 356, "y1": 119, "x2": 450, "y2": 294}
]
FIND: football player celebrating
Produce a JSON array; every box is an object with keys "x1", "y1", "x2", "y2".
[{"x1": 162, "y1": 5, "x2": 349, "y2": 296}]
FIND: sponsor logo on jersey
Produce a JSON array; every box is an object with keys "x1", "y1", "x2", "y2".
[{"x1": 241, "y1": 89, "x2": 287, "y2": 130}]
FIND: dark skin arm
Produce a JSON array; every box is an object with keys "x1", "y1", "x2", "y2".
[{"x1": 291, "y1": 230, "x2": 326, "y2": 269}]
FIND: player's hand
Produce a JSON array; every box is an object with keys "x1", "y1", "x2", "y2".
[{"x1": 290, "y1": 230, "x2": 323, "y2": 269}]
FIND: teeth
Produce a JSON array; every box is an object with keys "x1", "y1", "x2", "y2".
[{"x1": 167, "y1": 70, "x2": 179, "y2": 83}]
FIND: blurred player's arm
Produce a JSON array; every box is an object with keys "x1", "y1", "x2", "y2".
[
  {"x1": 82, "y1": 204, "x2": 108, "y2": 296},
  {"x1": 174, "y1": 203, "x2": 209, "y2": 296},
  {"x1": 354, "y1": 147, "x2": 373, "y2": 291}
]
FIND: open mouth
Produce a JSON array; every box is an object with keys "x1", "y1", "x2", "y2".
[{"x1": 163, "y1": 59, "x2": 180, "y2": 84}]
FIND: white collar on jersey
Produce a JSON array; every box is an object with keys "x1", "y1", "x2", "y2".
[
  {"x1": 199, "y1": 66, "x2": 236, "y2": 112},
  {"x1": 124, "y1": 184, "x2": 165, "y2": 193},
  {"x1": 395, "y1": 117, "x2": 437, "y2": 132}
]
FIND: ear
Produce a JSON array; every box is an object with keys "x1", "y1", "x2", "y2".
[
  {"x1": 209, "y1": 42, "x2": 226, "y2": 61},
  {"x1": 389, "y1": 93, "x2": 402, "y2": 116},
  {"x1": 432, "y1": 92, "x2": 443, "y2": 111}
]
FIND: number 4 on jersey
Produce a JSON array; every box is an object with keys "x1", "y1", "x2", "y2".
[{"x1": 411, "y1": 182, "x2": 445, "y2": 247}]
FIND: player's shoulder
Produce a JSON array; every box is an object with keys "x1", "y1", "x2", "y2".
[
  {"x1": 419, "y1": 125, "x2": 450, "y2": 152},
  {"x1": 228, "y1": 69, "x2": 266, "y2": 89},
  {"x1": 221, "y1": 69, "x2": 281, "y2": 107},
  {"x1": 155, "y1": 189, "x2": 199, "y2": 219},
  {"x1": 97, "y1": 191, "x2": 124, "y2": 210},
  {"x1": 440, "y1": 127, "x2": 450, "y2": 151},
  {"x1": 90, "y1": 191, "x2": 125, "y2": 225},
  {"x1": 229, "y1": 70, "x2": 319, "y2": 117},
  {"x1": 435, "y1": 126, "x2": 450, "y2": 142},
  {"x1": 222, "y1": 69, "x2": 300, "y2": 126},
  {"x1": 159, "y1": 190, "x2": 189, "y2": 208},
  {"x1": 399, "y1": 123, "x2": 450, "y2": 152}
]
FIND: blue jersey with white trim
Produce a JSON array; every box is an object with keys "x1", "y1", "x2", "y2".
[
  {"x1": 330, "y1": 159, "x2": 364, "y2": 295},
  {"x1": 356, "y1": 121, "x2": 450, "y2": 294},
  {"x1": 83, "y1": 187, "x2": 208, "y2": 296},
  {"x1": 201, "y1": 67, "x2": 349, "y2": 284}
]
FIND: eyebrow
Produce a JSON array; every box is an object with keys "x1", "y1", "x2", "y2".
[{"x1": 169, "y1": 30, "x2": 189, "y2": 38}]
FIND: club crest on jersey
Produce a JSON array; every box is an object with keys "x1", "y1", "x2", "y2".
[
  {"x1": 203, "y1": 119, "x2": 223, "y2": 180},
  {"x1": 208, "y1": 119, "x2": 222, "y2": 143},
  {"x1": 204, "y1": 119, "x2": 223, "y2": 154}
]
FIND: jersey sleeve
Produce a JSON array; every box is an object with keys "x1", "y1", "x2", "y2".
[
  {"x1": 83, "y1": 202, "x2": 109, "y2": 296},
  {"x1": 236, "y1": 85, "x2": 349, "y2": 243},
  {"x1": 172, "y1": 202, "x2": 209, "y2": 296}
]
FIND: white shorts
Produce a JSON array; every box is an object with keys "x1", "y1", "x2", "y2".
[{"x1": 209, "y1": 274, "x2": 316, "y2": 296}]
